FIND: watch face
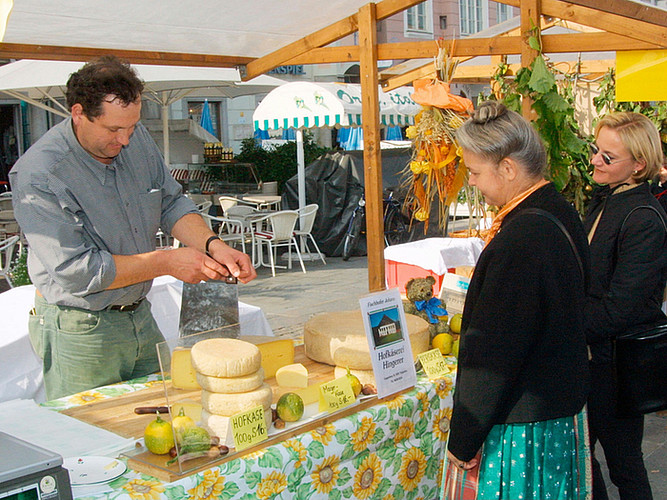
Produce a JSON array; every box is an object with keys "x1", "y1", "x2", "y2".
[{"x1": 40, "y1": 475, "x2": 56, "y2": 494}]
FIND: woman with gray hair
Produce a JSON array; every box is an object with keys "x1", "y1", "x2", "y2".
[
  {"x1": 443, "y1": 101, "x2": 592, "y2": 499},
  {"x1": 584, "y1": 112, "x2": 666, "y2": 500}
]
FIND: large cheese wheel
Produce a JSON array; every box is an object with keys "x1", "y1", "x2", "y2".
[
  {"x1": 201, "y1": 383, "x2": 273, "y2": 416},
  {"x1": 304, "y1": 310, "x2": 430, "y2": 370},
  {"x1": 196, "y1": 368, "x2": 264, "y2": 393},
  {"x1": 201, "y1": 409, "x2": 272, "y2": 448},
  {"x1": 191, "y1": 338, "x2": 261, "y2": 378},
  {"x1": 334, "y1": 366, "x2": 376, "y2": 387}
]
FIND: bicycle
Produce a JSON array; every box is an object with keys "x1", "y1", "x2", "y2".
[{"x1": 342, "y1": 190, "x2": 414, "y2": 261}]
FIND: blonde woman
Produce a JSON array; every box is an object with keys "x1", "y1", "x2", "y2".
[{"x1": 584, "y1": 112, "x2": 666, "y2": 500}]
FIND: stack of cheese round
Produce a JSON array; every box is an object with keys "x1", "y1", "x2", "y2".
[
  {"x1": 304, "y1": 310, "x2": 430, "y2": 386},
  {"x1": 190, "y1": 338, "x2": 273, "y2": 445}
]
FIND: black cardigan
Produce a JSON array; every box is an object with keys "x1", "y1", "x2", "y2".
[
  {"x1": 584, "y1": 182, "x2": 667, "y2": 364},
  {"x1": 448, "y1": 183, "x2": 591, "y2": 462}
]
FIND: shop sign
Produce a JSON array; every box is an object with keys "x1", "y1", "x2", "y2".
[{"x1": 359, "y1": 288, "x2": 417, "y2": 398}]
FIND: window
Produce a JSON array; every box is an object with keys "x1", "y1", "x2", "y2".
[
  {"x1": 459, "y1": 0, "x2": 488, "y2": 36},
  {"x1": 497, "y1": 3, "x2": 513, "y2": 23},
  {"x1": 405, "y1": 1, "x2": 433, "y2": 38}
]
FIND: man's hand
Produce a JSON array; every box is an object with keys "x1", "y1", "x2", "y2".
[{"x1": 206, "y1": 238, "x2": 256, "y2": 283}]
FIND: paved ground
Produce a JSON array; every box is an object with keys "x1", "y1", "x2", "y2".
[{"x1": 4, "y1": 254, "x2": 664, "y2": 497}]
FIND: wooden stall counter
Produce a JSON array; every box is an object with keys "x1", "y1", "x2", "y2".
[{"x1": 48, "y1": 345, "x2": 456, "y2": 498}]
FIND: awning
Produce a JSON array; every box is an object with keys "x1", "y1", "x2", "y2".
[{"x1": 253, "y1": 82, "x2": 419, "y2": 131}]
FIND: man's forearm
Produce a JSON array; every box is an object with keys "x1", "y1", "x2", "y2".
[{"x1": 108, "y1": 251, "x2": 170, "y2": 289}]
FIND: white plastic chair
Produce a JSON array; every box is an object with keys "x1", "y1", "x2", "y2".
[
  {"x1": 195, "y1": 200, "x2": 213, "y2": 215},
  {"x1": 218, "y1": 196, "x2": 256, "y2": 217},
  {"x1": 252, "y1": 210, "x2": 305, "y2": 277},
  {"x1": 201, "y1": 213, "x2": 254, "y2": 256},
  {"x1": 295, "y1": 203, "x2": 326, "y2": 265},
  {"x1": 0, "y1": 235, "x2": 20, "y2": 288}
]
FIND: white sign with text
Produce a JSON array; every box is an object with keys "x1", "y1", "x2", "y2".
[{"x1": 359, "y1": 288, "x2": 417, "y2": 398}]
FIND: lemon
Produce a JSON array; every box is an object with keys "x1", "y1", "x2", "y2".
[
  {"x1": 276, "y1": 392, "x2": 304, "y2": 422},
  {"x1": 171, "y1": 407, "x2": 196, "y2": 444},
  {"x1": 449, "y1": 313, "x2": 463, "y2": 334},
  {"x1": 432, "y1": 333, "x2": 454, "y2": 355},
  {"x1": 452, "y1": 338, "x2": 460, "y2": 358},
  {"x1": 144, "y1": 414, "x2": 175, "y2": 455},
  {"x1": 345, "y1": 367, "x2": 362, "y2": 397}
]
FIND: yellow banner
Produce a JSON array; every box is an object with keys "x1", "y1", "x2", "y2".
[{"x1": 616, "y1": 50, "x2": 667, "y2": 102}]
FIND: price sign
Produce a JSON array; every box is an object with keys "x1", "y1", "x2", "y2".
[
  {"x1": 319, "y1": 376, "x2": 356, "y2": 413},
  {"x1": 417, "y1": 349, "x2": 450, "y2": 380},
  {"x1": 231, "y1": 405, "x2": 268, "y2": 451}
]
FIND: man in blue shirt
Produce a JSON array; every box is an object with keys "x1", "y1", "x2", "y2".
[{"x1": 10, "y1": 56, "x2": 256, "y2": 399}]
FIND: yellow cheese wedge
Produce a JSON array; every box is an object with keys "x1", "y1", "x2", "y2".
[
  {"x1": 238, "y1": 336, "x2": 295, "y2": 379},
  {"x1": 170, "y1": 348, "x2": 201, "y2": 390},
  {"x1": 276, "y1": 363, "x2": 309, "y2": 388},
  {"x1": 294, "y1": 384, "x2": 322, "y2": 406},
  {"x1": 171, "y1": 400, "x2": 203, "y2": 424}
]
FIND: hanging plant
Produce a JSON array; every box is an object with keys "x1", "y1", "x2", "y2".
[
  {"x1": 402, "y1": 40, "x2": 474, "y2": 233},
  {"x1": 485, "y1": 30, "x2": 594, "y2": 215}
]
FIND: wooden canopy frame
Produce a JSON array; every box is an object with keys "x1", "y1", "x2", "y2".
[{"x1": 1, "y1": 0, "x2": 665, "y2": 291}]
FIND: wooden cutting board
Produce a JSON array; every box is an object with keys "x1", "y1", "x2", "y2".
[{"x1": 61, "y1": 344, "x2": 380, "y2": 482}]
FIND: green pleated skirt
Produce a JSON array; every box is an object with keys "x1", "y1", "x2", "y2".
[{"x1": 477, "y1": 408, "x2": 592, "y2": 499}]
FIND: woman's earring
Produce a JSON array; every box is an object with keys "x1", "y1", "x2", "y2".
[{"x1": 633, "y1": 170, "x2": 638, "y2": 175}]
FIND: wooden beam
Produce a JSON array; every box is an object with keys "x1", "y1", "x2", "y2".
[
  {"x1": 284, "y1": 31, "x2": 658, "y2": 67},
  {"x1": 358, "y1": 3, "x2": 385, "y2": 292},
  {"x1": 521, "y1": 0, "x2": 540, "y2": 119},
  {"x1": 0, "y1": 43, "x2": 252, "y2": 67},
  {"x1": 559, "y1": 0, "x2": 667, "y2": 28},
  {"x1": 503, "y1": 0, "x2": 667, "y2": 48},
  {"x1": 243, "y1": 0, "x2": 424, "y2": 80}
]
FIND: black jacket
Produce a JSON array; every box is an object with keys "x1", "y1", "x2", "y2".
[
  {"x1": 584, "y1": 182, "x2": 667, "y2": 364},
  {"x1": 448, "y1": 184, "x2": 591, "y2": 462}
]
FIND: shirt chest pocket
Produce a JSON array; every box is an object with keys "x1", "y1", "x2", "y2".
[{"x1": 140, "y1": 189, "x2": 163, "y2": 236}]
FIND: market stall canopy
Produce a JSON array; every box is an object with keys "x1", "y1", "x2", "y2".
[
  {"x1": 1, "y1": 0, "x2": 375, "y2": 60},
  {"x1": 253, "y1": 82, "x2": 419, "y2": 131}
]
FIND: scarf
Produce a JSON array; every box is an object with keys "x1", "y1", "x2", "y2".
[{"x1": 484, "y1": 178, "x2": 550, "y2": 246}]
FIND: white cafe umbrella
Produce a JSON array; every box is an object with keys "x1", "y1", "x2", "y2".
[
  {"x1": 0, "y1": 59, "x2": 284, "y2": 164},
  {"x1": 253, "y1": 81, "x2": 419, "y2": 211}
]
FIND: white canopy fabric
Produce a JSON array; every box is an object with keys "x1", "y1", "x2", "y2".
[
  {"x1": 253, "y1": 82, "x2": 419, "y2": 131},
  {"x1": 2, "y1": 0, "x2": 374, "y2": 59},
  {"x1": 0, "y1": 59, "x2": 284, "y2": 164}
]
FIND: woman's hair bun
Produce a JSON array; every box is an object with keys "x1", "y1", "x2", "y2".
[{"x1": 472, "y1": 101, "x2": 508, "y2": 124}]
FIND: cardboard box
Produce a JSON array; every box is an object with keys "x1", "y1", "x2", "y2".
[
  {"x1": 439, "y1": 273, "x2": 471, "y2": 316},
  {"x1": 385, "y1": 260, "x2": 451, "y2": 296}
]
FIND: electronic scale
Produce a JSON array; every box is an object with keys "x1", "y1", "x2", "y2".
[{"x1": 0, "y1": 432, "x2": 72, "y2": 500}]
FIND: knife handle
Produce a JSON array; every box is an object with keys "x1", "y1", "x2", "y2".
[{"x1": 134, "y1": 406, "x2": 169, "y2": 414}]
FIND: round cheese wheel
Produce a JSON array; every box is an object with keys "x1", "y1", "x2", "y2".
[
  {"x1": 304, "y1": 310, "x2": 430, "y2": 369},
  {"x1": 334, "y1": 366, "x2": 376, "y2": 387},
  {"x1": 201, "y1": 409, "x2": 272, "y2": 448},
  {"x1": 191, "y1": 338, "x2": 261, "y2": 377},
  {"x1": 196, "y1": 367, "x2": 264, "y2": 393},
  {"x1": 201, "y1": 383, "x2": 273, "y2": 416}
]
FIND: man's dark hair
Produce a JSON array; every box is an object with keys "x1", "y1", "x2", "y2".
[{"x1": 66, "y1": 55, "x2": 144, "y2": 118}]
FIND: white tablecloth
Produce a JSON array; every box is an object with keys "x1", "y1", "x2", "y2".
[
  {"x1": 0, "y1": 276, "x2": 272, "y2": 403},
  {"x1": 384, "y1": 237, "x2": 485, "y2": 275}
]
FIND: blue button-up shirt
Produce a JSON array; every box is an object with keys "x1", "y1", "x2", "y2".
[{"x1": 9, "y1": 118, "x2": 197, "y2": 310}]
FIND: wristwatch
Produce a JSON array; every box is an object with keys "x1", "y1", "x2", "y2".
[{"x1": 205, "y1": 235, "x2": 220, "y2": 256}]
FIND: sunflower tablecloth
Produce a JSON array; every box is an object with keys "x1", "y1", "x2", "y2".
[{"x1": 45, "y1": 365, "x2": 456, "y2": 500}]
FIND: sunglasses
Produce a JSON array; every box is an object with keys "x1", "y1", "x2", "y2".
[{"x1": 590, "y1": 143, "x2": 633, "y2": 166}]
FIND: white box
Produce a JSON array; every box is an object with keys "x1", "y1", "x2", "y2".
[{"x1": 439, "y1": 273, "x2": 471, "y2": 316}]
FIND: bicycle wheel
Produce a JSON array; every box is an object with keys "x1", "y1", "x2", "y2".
[
  {"x1": 342, "y1": 212, "x2": 364, "y2": 261},
  {"x1": 384, "y1": 206, "x2": 411, "y2": 246}
]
